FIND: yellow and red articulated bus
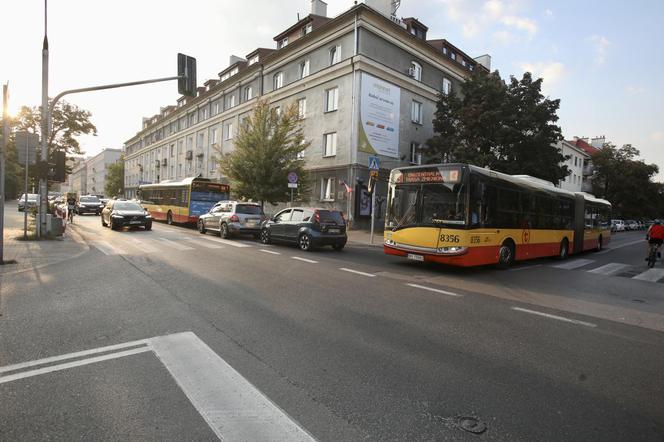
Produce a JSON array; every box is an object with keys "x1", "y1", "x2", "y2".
[
  {"x1": 383, "y1": 164, "x2": 611, "y2": 267},
  {"x1": 138, "y1": 177, "x2": 230, "y2": 225}
]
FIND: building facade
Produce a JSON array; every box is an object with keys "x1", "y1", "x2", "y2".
[
  {"x1": 86, "y1": 148, "x2": 122, "y2": 196},
  {"x1": 123, "y1": 1, "x2": 489, "y2": 225},
  {"x1": 556, "y1": 140, "x2": 590, "y2": 192},
  {"x1": 70, "y1": 159, "x2": 88, "y2": 196},
  {"x1": 568, "y1": 136, "x2": 602, "y2": 193}
]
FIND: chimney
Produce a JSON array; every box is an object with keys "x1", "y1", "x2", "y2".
[
  {"x1": 474, "y1": 54, "x2": 492, "y2": 71},
  {"x1": 311, "y1": 0, "x2": 327, "y2": 17},
  {"x1": 365, "y1": 0, "x2": 394, "y2": 18},
  {"x1": 590, "y1": 136, "x2": 605, "y2": 149},
  {"x1": 229, "y1": 55, "x2": 245, "y2": 66}
]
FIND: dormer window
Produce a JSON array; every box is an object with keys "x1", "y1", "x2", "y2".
[
  {"x1": 220, "y1": 72, "x2": 230, "y2": 82},
  {"x1": 230, "y1": 67, "x2": 239, "y2": 76},
  {"x1": 278, "y1": 37, "x2": 289, "y2": 49},
  {"x1": 248, "y1": 55, "x2": 259, "y2": 66},
  {"x1": 301, "y1": 23, "x2": 313, "y2": 36}
]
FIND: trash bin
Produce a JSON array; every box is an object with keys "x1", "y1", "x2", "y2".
[{"x1": 47, "y1": 214, "x2": 64, "y2": 236}]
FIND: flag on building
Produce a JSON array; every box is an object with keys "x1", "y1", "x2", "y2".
[{"x1": 339, "y1": 179, "x2": 352, "y2": 193}]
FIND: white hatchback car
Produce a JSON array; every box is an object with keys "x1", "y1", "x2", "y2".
[{"x1": 611, "y1": 219, "x2": 625, "y2": 232}]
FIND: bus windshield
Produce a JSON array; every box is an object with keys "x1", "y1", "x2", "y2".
[{"x1": 387, "y1": 182, "x2": 467, "y2": 230}]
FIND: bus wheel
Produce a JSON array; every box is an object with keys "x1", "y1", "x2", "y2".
[
  {"x1": 167, "y1": 211, "x2": 173, "y2": 225},
  {"x1": 596, "y1": 236, "x2": 603, "y2": 251},
  {"x1": 497, "y1": 240, "x2": 515, "y2": 268},
  {"x1": 558, "y1": 238, "x2": 569, "y2": 260}
]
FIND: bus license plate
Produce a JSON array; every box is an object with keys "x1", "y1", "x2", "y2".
[{"x1": 407, "y1": 253, "x2": 424, "y2": 261}]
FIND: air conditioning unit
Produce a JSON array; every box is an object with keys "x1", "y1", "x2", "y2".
[
  {"x1": 407, "y1": 67, "x2": 416, "y2": 77},
  {"x1": 162, "y1": 158, "x2": 167, "y2": 166},
  {"x1": 185, "y1": 150, "x2": 193, "y2": 160}
]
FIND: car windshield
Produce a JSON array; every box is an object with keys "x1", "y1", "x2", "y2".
[
  {"x1": 318, "y1": 210, "x2": 345, "y2": 225},
  {"x1": 80, "y1": 196, "x2": 100, "y2": 203},
  {"x1": 236, "y1": 204, "x2": 263, "y2": 215},
  {"x1": 113, "y1": 202, "x2": 143, "y2": 211},
  {"x1": 21, "y1": 194, "x2": 39, "y2": 201}
]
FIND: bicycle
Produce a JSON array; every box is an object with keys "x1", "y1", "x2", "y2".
[{"x1": 646, "y1": 241, "x2": 661, "y2": 268}]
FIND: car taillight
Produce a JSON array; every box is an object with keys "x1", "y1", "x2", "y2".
[
  {"x1": 229, "y1": 214, "x2": 240, "y2": 222},
  {"x1": 314, "y1": 211, "x2": 320, "y2": 224}
]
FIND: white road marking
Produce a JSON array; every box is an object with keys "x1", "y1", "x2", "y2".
[
  {"x1": 406, "y1": 283, "x2": 462, "y2": 297},
  {"x1": 596, "y1": 239, "x2": 644, "y2": 254},
  {"x1": 551, "y1": 259, "x2": 594, "y2": 270},
  {"x1": 0, "y1": 347, "x2": 151, "y2": 384},
  {"x1": 130, "y1": 238, "x2": 160, "y2": 253},
  {"x1": 259, "y1": 249, "x2": 281, "y2": 255},
  {"x1": 0, "y1": 338, "x2": 150, "y2": 374},
  {"x1": 185, "y1": 238, "x2": 224, "y2": 249},
  {"x1": 202, "y1": 236, "x2": 252, "y2": 248},
  {"x1": 292, "y1": 256, "x2": 318, "y2": 264},
  {"x1": 150, "y1": 332, "x2": 316, "y2": 441},
  {"x1": 587, "y1": 263, "x2": 631, "y2": 275},
  {"x1": 511, "y1": 307, "x2": 597, "y2": 328},
  {"x1": 157, "y1": 238, "x2": 195, "y2": 251},
  {"x1": 339, "y1": 267, "x2": 375, "y2": 277},
  {"x1": 632, "y1": 268, "x2": 664, "y2": 282}
]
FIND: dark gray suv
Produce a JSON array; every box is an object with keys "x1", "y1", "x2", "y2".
[
  {"x1": 198, "y1": 201, "x2": 265, "y2": 238},
  {"x1": 259, "y1": 207, "x2": 347, "y2": 251}
]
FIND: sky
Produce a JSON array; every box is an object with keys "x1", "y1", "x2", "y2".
[{"x1": 2, "y1": 0, "x2": 663, "y2": 179}]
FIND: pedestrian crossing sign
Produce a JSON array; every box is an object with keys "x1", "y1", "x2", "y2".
[{"x1": 368, "y1": 155, "x2": 380, "y2": 170}]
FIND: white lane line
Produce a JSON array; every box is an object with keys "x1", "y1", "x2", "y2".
[
  {"x1": 130, "y1": 238, "x2": 160, "y2": 253},
  {"x1": 185, "y1": 238, "x2": 223, "y2": 249},
  {"x1": 587, "y1": 263, "x2": 631, "y2": 275},
  {"x1": 150, "y1": 332, "x2": 316, "y2": 441},
  {"x1": 339, "y1": 267, "x2": 376, "y2": 277},
  {"x1": 292, "y1": 256, "x2": 318, "y2": 264},
  {"x1": 511, "y1": 307, "x2": 597, "y2": 328},
  {"x1": 596, "y1": 239, "x2": 644, "y2": 254},
  {"x1": 0, "y1": 338, "x2": 150, "y2": 374},
  {"x1": 202, "y1": 236, "x2": 252, "y2": 248},
  {"x1": 632, "y1": 268, "x2": 664, "y2": 282},
  {"x1": 551, "y1": 258, "x2": 594, "y2": 270},
  {"x1": 0, "y1": 347, "x2": 151, "y2": 384},
  {"x1": 157, "y1": 238, "x2": 195, "y2": 251},
  {"x1": 259, "y1": 249, "x2": 281, "y2": 255},
  {"x1": 508, "y1": 264, "x2": 543, "y2": 272},
  {"x1": 406, "y1": 283, "x2": 462, "y2": 297}
]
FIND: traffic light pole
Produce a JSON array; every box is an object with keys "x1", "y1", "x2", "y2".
[{"x1": 1, "y1": 84, "x2": 8, "y2": 262}]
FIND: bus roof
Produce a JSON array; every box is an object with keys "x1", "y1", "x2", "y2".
[
  {"x1": 138, "y1": 176, "x2": 216, "y2": 189},
  {"x1": 390, "y1": 163, "x2": 611, "y2": 207}
]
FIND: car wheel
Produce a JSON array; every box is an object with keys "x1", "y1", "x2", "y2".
[
  {"x1": 298, "y1": 233, "x2": 312, "y2": 252},
  {"x1": 145, "y1": 222, "x2": 152, "y2": 231},
  {"x1": 333, "y1": 242, "x2": 345, "y2": 251},
  {"x1": 497, "y1": 240, "x2": 515, "y2": 268},
  {"x1": 220, "y1": 222, "x2": 229, "y2": 239},
  {"x1": 166, "y1": 211, "x2": 173, "y2": 225},
  {"x1": 110, "y1": 220, "x2": 117, "y2": 231},
  {"x1": 260, "y1": 229, "x2": 271, "y2": 244},
  {"x1": 198, "y1": 220, "x2": 206, "y2": 234}
]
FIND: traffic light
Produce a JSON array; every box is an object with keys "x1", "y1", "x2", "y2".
[
  {"x1": 50, "y1": 150, "x2": 66, "y2": 182},
  {"x1": 178, "y1": 53, "x2": 197, "y2": 97}
]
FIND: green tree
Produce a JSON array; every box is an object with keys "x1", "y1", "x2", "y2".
[
  {"x1": 105, "y1": 157, "x2": 125, "y2": 197},
  {"x1": 218, "y1": 99, "x2": 310, "y2": 208},
  {"x1": 428, "y1": 71, "x2": 567, "y2": 183}
]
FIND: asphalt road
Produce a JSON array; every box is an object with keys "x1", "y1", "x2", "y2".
[{"x1": 1, "y1": 209, "x2": 663, "y2": 441}]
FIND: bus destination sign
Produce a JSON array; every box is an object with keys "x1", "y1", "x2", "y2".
[{"x1": 397, "y1": 168, "x2": 460, "y2": 184}]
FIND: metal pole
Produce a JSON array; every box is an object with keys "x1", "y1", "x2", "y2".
[
  {"x1": 1, "y1": 83, "x2": 8, "y2": 261},
  {"x1": 39, "y1": 0, "x2": 49, "y2": 237},
  {"x1": 370, "y1": 189, "x2": 376, "y2": 245},
  {"x1": 290, "y1": 188, "x2": 293, "y2": 207},
  {"x1": 24, "y1": 135, "x2": 29, "y2": 239}
]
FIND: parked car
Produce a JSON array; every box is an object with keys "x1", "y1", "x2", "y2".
[
  {"x1": 611, "y1": 219, "x2": 625, "y2": 232},
  {"x1": 76, "y1": 195, "x2": 104, "y2": 215},
  {"x1": 101, "y1": 200, "x2": 152, "y2": 231},
  {"x1": 17, "y1": 193, "x2": 39, "y2": 212},
  {"x1": 198, "y1": 201, "x2": 265, "y2": 238},
  {"x1": 625, "y1": 220, "x2": 639, "y2": 231},
  {"x1": 259, "y1": 207, "x2": 347, "y2": 251}
]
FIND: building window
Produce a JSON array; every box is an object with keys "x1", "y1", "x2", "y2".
[
  {"x1": 297, "y1": 140, "x2": 306, "y2": 159},
  {"x1": 323, "y1": 132, "x2": 337, "y2": 157},
  {"x1": 411, "y1": 100, "x2": 423, "y2": 124},
  {"x1": 248, "y1": 55, "x2": 259, "y2": 65},
  {"x1": 278, "y1": 37, "x2": 288, "y2": 49},
  {"x1": 574, "y1": 157, "x2": 578, "y2": 167},
  {"x1": 410, "y1": 142, "x2": 421, "y2": 165},
  {"x1": 187, "y1": 136, "x2": 193, "y2": 150},
  {"x1": 229, "y1": 95, "x2": 236, "y2": 108},
  {"x1": 329, "y1": 45, "x2": 341, "y2": 65},
  {"x1": 298, "y1": 98, "x2": 307, "y2": 119},
  {"x1": 274, "y1": 106, "x2": 282, "y2": 117},
  {"x1": 442, "y1": 78, "x2": 452, "y2": 95},
  {"x1": 321, "y1": 178, "x2": 335, "y2": 201},
  {"x1": 273, "y1": 72, "x2": 283, "y2": 90},
  {"x1": 211, "y1": 128, "x2": 218, "y2": 145},
  {"x1": 411, "y1": 61, "x2": 422, "y2": 81},
  {"x1": 169, "y1": 143, "x2": 174, "y2": 157},
  {"x1": 224, "y1": 122, "x2": 234, "y2": 140},
  {"x1": 302, "y1": 23, "x2": 313, "y2": 36},
  {"x1": 450, "y1": 52, "x2": 456, "y2": 60},
  {"x1": 201, "y1": 107, "x2": 208, "y2": 120},
  {"x1": 325, "y1": 87, "x2": 338, "y2": 112},
  {"x1": 244, "y1": 86, "x2": 253, "y2": 101},
  {"x1": 299, "y1": 60, "x2": 310, "y2": 79}
]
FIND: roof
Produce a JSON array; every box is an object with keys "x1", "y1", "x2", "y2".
[
  {"x1": 273, "y1": 14, "x2": 331, "y2": 41},
  {"x1": 568, "y1": 138, "x2": 600, "y2": 156}
]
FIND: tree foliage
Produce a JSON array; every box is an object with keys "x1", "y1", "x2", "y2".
[
  {"x1": 105, "y1": 157, "x2": 125, "y2": 198},
  {"x1": 218, "y1": 99, "x2": 310, "y2": 207},
  {"x1": 591, "y1": 143, "x2": 663, "y2": 218},
  {"x1": 428, "y1": 71, "x2": 567, "y2": 183}
]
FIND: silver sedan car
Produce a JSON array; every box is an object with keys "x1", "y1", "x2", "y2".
[{"x1": 198, "y1": 201, "x2": 265, "y2": 239}]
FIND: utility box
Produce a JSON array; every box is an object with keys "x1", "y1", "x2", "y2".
[{"x1": 46, "y1": 214, "x2": 64, "y2": 236}]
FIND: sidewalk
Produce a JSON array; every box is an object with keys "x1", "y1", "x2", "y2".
[
  {"x1": 1, "y1": 208, "x2": 88, "y2": 276},
  {"x1": 347, "y1": 229, "x2": 384, "y2": 247}
]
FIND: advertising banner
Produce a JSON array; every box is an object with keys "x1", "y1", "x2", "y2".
[{"x1": 358, "y1": 73, "x2": 401, "y2": 159}]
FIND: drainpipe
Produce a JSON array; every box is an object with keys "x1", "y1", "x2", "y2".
[{"x1": 348, "y1": 11, "x2": 359, "y2": 226}]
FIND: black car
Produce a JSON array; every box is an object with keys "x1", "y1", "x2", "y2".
[
  {"x1": 260, "y1": 207, "x2": 346, "y2": 251},
  {"x1": 101, "y1": 200, "x2": 152, "y2": 231},
  {"x1": 76, "y1": 195, "x2": 104, "y2": 215}
]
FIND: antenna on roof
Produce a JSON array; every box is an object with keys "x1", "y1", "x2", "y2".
[{"x1": 297, "y1": 13, "x2": 300, "y2": 20}]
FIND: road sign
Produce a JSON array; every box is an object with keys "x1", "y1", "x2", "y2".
[
  {"x1": 287, "y1": 172, "x2": 298, "y2": 184},
  {"x1": 15, "y1": 131, "x2": 39, "y2": 166},
  {"x1": 369, "y1": 170, "x2": 379, "y2": 178},
  {"x1": 288, "y1": 183, "x2": 298, "y2": 189},
  {"x1": 368, "y1": 155, "x2": 380, "y2": 171}
]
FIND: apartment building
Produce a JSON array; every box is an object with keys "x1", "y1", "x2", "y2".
[
  {"x1": 86, "y1": 148, "x2": 122, "y2": 196},
  {"x1": 568, "y1": 136, "x2": 603, "y2": 193},
  {"x1": 70, "y1": 159, "x2": 88, "y2": 196},
  {"x1": 123, "y1": 0, "x2": 489, "y2": 223},
  {"x1": 556, "y1": 140, "x2": 590, "y2": 192}
]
